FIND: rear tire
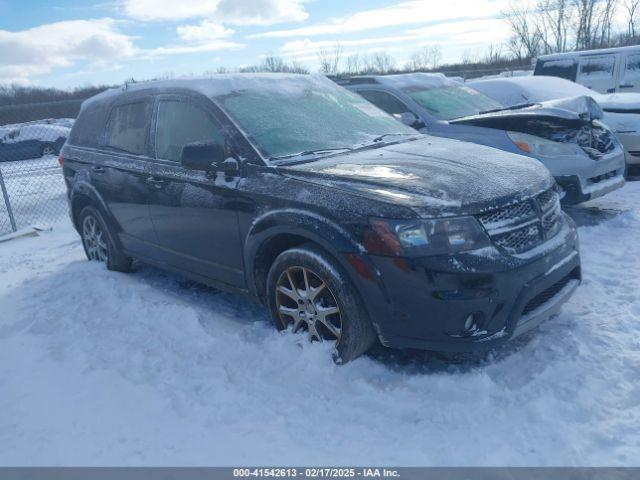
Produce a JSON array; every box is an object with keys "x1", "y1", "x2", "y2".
[
  {"x1": 41, "y1": 144, "x2": 55, "y2": 157},
  {"x1": 266, "y1": 243, "x2": 378, "y2": 363},
  {"x1": 78, "y1": 206, "x2": 132, "y2": 272}
]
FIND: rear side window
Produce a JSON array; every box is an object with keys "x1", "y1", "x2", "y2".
[
  {"x1": 358, "y1": 90, "x2": 412, "y2": 116},
  {"x1": 579, "y1": 55, "x2": 615, "y2": 78},
  {"x1": 534, "y1": 59, "x2": 578, "y2": 81},
  {"x1": 106, "y1": 102, "x2": 151, "y2": 155},
  {"x1": 624, "y1": 53, "x2": 640, "y2": 79},
  {"x1": 155, "y1": 100, "x2": 224, "y2": 162},
  {"x1": 68, "y1": 104, "x2": 108, "y2": 148}
]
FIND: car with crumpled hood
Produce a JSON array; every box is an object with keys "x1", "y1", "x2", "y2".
[
  {"x1": 338, "y1": 73, "x2": 626, "y2": 204},
  {"x1": 469, "y1": 74, "x2": 640, "y2": 177}
]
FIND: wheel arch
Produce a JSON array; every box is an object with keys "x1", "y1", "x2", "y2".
[
  {"x1": 245, "y1": 209, "x2": 383, "y2": 305},
  {"x1": 69, "y1": 181, "x2": 123, "y2": 248}
]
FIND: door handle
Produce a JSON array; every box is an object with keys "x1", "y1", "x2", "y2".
[
  {"x1": 620, "y1": 84, "x2": 634, "y2": 89},
  {"x1": 145, "y1": 176, "x2": 166, "y2": 188},
  {"x1": 91, "y1": 166, "x2": 105, "y2": 174}
]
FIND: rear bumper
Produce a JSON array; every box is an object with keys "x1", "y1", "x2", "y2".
[{"x1": 361, "y1": 215, "x2": 581, "y2": 353}]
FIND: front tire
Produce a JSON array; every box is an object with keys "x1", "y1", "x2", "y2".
[
  {"x1": 266, "y1": 244, "x2": 377, "y2": 363},
  {"x1": 78, "y1": 206, "x2": 132, "y2": 272}
]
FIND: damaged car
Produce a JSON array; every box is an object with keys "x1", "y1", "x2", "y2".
[
  {"x1": 338, "y1": 73, "x2": 626, "y2": 204},
  {"x1": 61, "y1": 74, "x2": 580, "y2": 363},
  {"x1": 470, "y1": 74, "x2": 640, "y2": 177}
]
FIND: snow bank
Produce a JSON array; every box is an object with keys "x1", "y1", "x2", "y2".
[{"x1": 2, "y1": 184, "x2": 640, "y2": 466}]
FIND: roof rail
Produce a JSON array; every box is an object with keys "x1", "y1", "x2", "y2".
[{"x1": 332, "y1": 76, "x2": 379, "y2": 86}]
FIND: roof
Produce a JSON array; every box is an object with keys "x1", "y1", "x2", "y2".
[
  {"x1": 82, "y1": 73, "x2": 337, "y2": 109},
  {"x1": 537, "y1": 44, "x2": 640, "y2": 61}
]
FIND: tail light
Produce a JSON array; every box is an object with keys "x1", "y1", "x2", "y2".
[{"x1": 58, "y1": 155, "x2": 64, "y2": 167}]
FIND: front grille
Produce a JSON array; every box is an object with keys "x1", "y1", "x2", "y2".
[
  {"x1": 522, "y1": 273, "x2": 573, "y2": 316},
  {"x1": 476, "y1": 188, "x2": 563, "y2": 254},
  {"x1": 628, "y1": 150, "x2": 640, "y2": 157}
]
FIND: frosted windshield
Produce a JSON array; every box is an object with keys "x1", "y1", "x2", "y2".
[
  {"x1": 404, "y1": 85, "x2": 503, "y2": 121},
  {"x1": 218, "y1": 86, "x2": 416, "y2": 160}
]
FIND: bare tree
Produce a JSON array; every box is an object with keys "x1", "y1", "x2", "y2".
[
  {"x1": 537, "y1": 0, "x2": 569, "y2": 53},
  {"x1": 623, "y1": 0, "x2": 640, "y2": 38},
  {"x1": 406, "y1": 45, "x2": 442, "y2": 71},
  {"x1": 503, "y1": 2, "x2": 542, "y2": 58},
  {"x1": 345, "y1": 53, "x2": 362, "y2": 75},
  {"x1": 370, "y1": 51, "x2": 395, "y2": 73},
  {"x1": 317, "y1": 44, "x2": 343, "y2": 75}
]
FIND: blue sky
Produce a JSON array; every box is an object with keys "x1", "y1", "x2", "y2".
[{"x1": 0, "y1": 0, "x2": 513, "y2": 89}]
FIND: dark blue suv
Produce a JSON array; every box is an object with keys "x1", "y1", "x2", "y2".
[{"x1": 60, "y1": 74, "x2": 581, "y2": 363}]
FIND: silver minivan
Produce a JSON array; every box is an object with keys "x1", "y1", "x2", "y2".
[
  {"x1": 339, "y1": 73, "x2": 626, "y2": 204},
  {"x1": 534, "y1": 45, "x2": 640, "y2": 94}
]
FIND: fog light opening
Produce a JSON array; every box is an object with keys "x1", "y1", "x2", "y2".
[{"x1": 463, "y1": 312, "x2": 484, "y2": 335}]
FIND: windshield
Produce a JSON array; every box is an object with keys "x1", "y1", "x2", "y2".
[
  {"x1": 217, "y1": 81, "x2": 416, "y2": 161},
  {"x1": 403, "y1": 85, "x2": 504, "y2": 121}
]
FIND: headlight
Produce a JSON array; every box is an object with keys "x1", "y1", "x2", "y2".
[
  {"x1": 365, "y1": 217, "x2": 490, "y2": 257},
  {"x1": 507, "y1": 131, "x2": 578, "y2": 157}
]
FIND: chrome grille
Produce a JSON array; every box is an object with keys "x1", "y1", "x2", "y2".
[{"x1": 476, "y1": 188, "x2": 563, "y2": 254}]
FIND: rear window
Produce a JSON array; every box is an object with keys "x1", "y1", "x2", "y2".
[
  {"x1": 534, "y1": 59, "x2": 578, "y2": 81},
  {"x1": 579, "y1": 55, "x2": 615, "y2": 78},
  {"x1": 106, "y1": 102, "x2": 151, "y2": 155}
]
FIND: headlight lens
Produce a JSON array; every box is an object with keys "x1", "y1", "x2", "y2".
[
  {"x1": 366, "y1": 217, "x2": 490, "y2": 257},
  {"x1": 507, "y1": 131, "x2": 578, "y2": 157}
]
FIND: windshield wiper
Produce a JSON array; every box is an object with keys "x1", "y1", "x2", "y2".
[
  {"x1": 371, "y1": 133, "x2": 419, "y2": 143},
  {"x1": 270, "y1": 147, "x2": 353, "y2": 162},
  {"x1": 478, "y1": 102, "x2": 536, "y2": 115}
]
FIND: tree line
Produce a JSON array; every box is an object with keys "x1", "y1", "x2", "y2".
[{"x1": 2, "y1": 0, "x2": 639, "y2": 105}]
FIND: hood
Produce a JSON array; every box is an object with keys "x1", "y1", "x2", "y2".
[
  {"x1": 451, "y1": 95, "x2": 603, "y2": 126},
  {"x1": 278, "y1": 136, "x2": 553, "y2": 215},
  {"x1": 595, "y1": 92, "x2": 640, "y2": 113}
]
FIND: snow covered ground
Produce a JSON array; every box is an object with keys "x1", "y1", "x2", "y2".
[{"x1": 1, "y1": 183, "x2": 640, "y2": 466}]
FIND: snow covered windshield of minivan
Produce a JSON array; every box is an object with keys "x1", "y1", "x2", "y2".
[
  {"x1": 403, "y1": 85, "x2": 504, "y2": 121},
  {"x1": 218, "y1": 86, "x2": 417, "y2": 161}
]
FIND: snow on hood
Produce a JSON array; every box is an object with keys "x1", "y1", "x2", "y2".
[
  {"x1": 594, "y1": 93, "x2": 640, "y2": 111},
  {"x1": 280, "y1": 136, "x2": 553, "y2": 214}
]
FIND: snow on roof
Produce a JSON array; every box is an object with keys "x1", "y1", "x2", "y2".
[
  {"x1": 537, "y1": 44, "x2": 640, "y2": 61},
  {"x1": 85, "y1": 73, "x2": 341, "y2": 108},
  {"x1": 372, "y1": 72, "x2": 459, "y2": 90}
]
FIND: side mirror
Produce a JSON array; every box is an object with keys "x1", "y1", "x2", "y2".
[
  {"x1": 394, "y1": 111, "x2": 420, "y2": 128},
  {"x1": 180, "y1": 141, "x2": 225, "y2": 171}
]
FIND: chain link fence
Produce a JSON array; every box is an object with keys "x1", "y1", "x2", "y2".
[{"x1": 0, "y1": 104, "x2": 77, "y2": 236}]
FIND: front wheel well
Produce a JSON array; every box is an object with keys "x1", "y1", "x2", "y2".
[{"x1": 254, "y1": 234, "x2": 332, "y2": 304}]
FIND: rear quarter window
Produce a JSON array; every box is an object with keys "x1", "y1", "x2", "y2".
[
  {"x1": 534, "y1": 59, "x2": 578, "y2": 81},
  {"x1": 106, "y1": 102, "x2": 151, "y2": 155},
  {"x1": 68, "y1": 104, "x2": 108, "y2": 148},
  {"x1": 624, "y1": 53, "x2": 640, "y2": 79}
]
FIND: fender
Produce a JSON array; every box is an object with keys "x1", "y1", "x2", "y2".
[
  {"x1": 68, "y1": 177, "x2": 124, "y2": 248},
  {"x1": 244, "y1": 208, "x2": 392, "y2": 313}
]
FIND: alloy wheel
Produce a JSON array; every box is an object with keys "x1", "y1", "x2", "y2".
[
  {"x1": 42, "y1": 145, "x2": 55, "y2": 156},
  {"x1": 82, "y1": 215, "x2": 108, "y2": 262},
  {"x1": 275, "y1": 266, "x2": 342, "y2": 344}
]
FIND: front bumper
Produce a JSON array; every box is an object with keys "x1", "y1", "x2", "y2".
[
  {"x1": 556, "y1": 170, "x2": 625, "y2": 204},
  {"x1": 361, "y1": 215, "x2": 581, "y2": 353}
]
